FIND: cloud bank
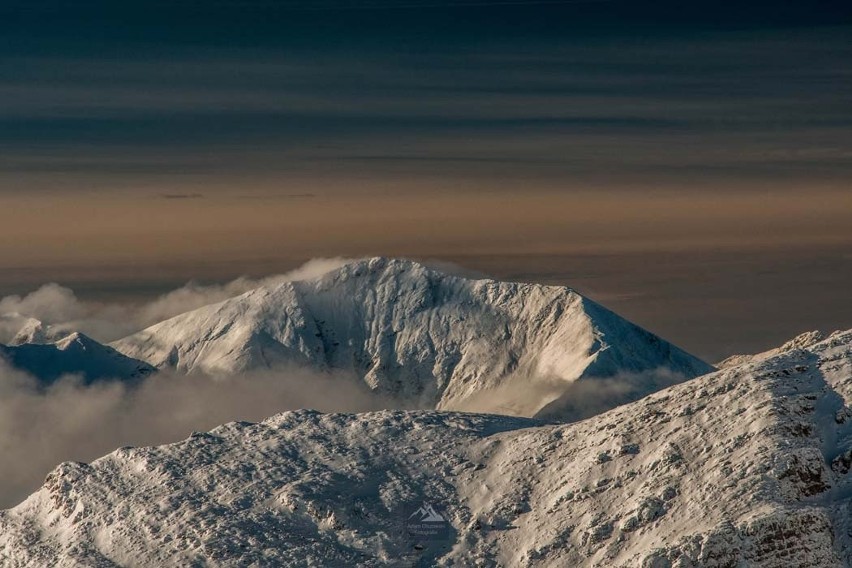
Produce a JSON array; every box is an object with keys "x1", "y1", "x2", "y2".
[
  {"x1": 0, "y1": 361, "x2": 402, "y2": 509},
  {"x1": 453, "y1": 368, "x2": 689, "y2": 421}
]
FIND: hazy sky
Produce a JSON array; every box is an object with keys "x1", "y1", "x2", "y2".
[{"x1": 1, "y1": 0, "x2": 850, "y2": 360}]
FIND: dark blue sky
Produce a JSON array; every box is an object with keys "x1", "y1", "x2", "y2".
[
  {"x1": 1, "y1": 0, "x2": 851, "y2": 194},
  {"x1": 0, "y1": 1, "x2": 850, "y2": 360}
]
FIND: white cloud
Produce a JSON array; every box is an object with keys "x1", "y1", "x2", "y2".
[
  {"x1": 0, "y1": 360, "x2": 401, "y2": 508},
  {"x1": 0, "y1": 257, "x2": 355, "y2": 344}
]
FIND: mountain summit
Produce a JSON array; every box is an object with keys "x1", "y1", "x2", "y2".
[
  {"x1": 0, "y1": 332, "x2": 154, "y2": 385},
  {"x1": 113, "y1": 257, "x2": 712, "y2": 418}
]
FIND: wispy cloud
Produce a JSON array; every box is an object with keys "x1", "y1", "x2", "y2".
[
  {"x1": 0, "y1": 361, "x2": 404, "y2": 508},
  {"x1": 0, "y1": 258, "x2": 355, "y2": 344}
]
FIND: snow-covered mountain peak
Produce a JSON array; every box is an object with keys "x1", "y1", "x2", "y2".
[
  {"x1": 53, "y1": 331, "x2": 93, "y2": 350},
  {"x1": 779, "y1": 329, "x2": 829, "y2": 351},
  {"x1": 1, "y1": 314, "x2": 64, "y2": 346},
  {"x1": 718, "y1": 329, "x2": 833, "y2": 368},
  {"x1": 8, "y1": 316, "x2": 50, "y2": 345},
  {"x1": 112, "y1": 257, "x2": 712, "y2": 419},
  {"x1": 0, "y1": 332, "x2": 155, "y2": 385}
]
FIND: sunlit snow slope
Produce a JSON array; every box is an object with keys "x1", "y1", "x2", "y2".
[
  {"x1": 2, "y1": 330, "x2": 850, "y2": 566},
  {"x1": 112, "y1": 257, "x2": 711, "y2": 417},
  {"x1": 718, "y1": 330, "x2": 827, "y2": 368}
]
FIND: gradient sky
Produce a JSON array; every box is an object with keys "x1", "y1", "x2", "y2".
[{"x1": 1, "y1": 0, "x2": 850, "y2": 360}]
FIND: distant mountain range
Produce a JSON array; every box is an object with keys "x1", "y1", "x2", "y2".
[{"x1": 0, "y1": 332, "x2": 153, "y2": 385}]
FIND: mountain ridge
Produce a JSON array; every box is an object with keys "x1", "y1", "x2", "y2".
[
  {"x1": 718, "y1": 330, "x2": 829, "y2": 368},
  {"x1": 2, "y1": 329, "x2": 849, "y2": 566},
  {"x1": 0, "y1": 331, "x2": 154, "y2": 385},
  {"x1": 111, "y1": 257, "x2": 713, "y2": 418}
]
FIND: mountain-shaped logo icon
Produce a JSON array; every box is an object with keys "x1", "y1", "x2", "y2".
[{"x1": 408, "y1": 501, "x2": 445, "y2": 522}]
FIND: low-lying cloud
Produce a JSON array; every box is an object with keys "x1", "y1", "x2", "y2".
[
  {"x1": 0, "y1": 361, "x2": 403, "y2": 509},
  {"x1": 0, "y1": 257, "x2": 354, "y2": 344},
  {"x1": 534, "y1": 368, "x2": 690, "y2": 421},
  {"x1": 453, "y1": 368, "x2": 690, "y2": 422}
]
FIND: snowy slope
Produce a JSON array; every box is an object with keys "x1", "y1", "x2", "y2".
[
  {"x1": 112, "y1": 257, "x2": 712, "y2": 418},
  {"x1": 9, "y1": 317, "x2": 69, "y2": 346},
  {"x1": 0, "y1": 332, "x2": 155, "y2": 384},
  {"x1": 2, "y1": 330, "x2": 850, "y2": 567},
  {"x1": 0, "y1": 314, "x2": 68, "y2": 346},
  {"x1": 718, "y1": 330, "x2": 828, "y2": 368}
]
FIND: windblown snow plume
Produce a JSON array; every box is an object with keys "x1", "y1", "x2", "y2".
[{"x1": 136, "y1": 257, "x2": 355, "y2": 327}]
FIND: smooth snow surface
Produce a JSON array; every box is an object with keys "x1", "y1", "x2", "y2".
[
  {"x1": 112, "y1": 257, "x2": 712, "y2": 418},
  {"x1": 2, "y1": 330, "x2": 851, "y2": 567}
]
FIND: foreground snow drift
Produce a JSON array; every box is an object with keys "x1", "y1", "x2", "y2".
[
  {"x1": 112, "y1": 257, "x2": 711, "y2": 418},
  {"x1": 2, "y1": 330, "x2": 850, "y2": 567}
]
